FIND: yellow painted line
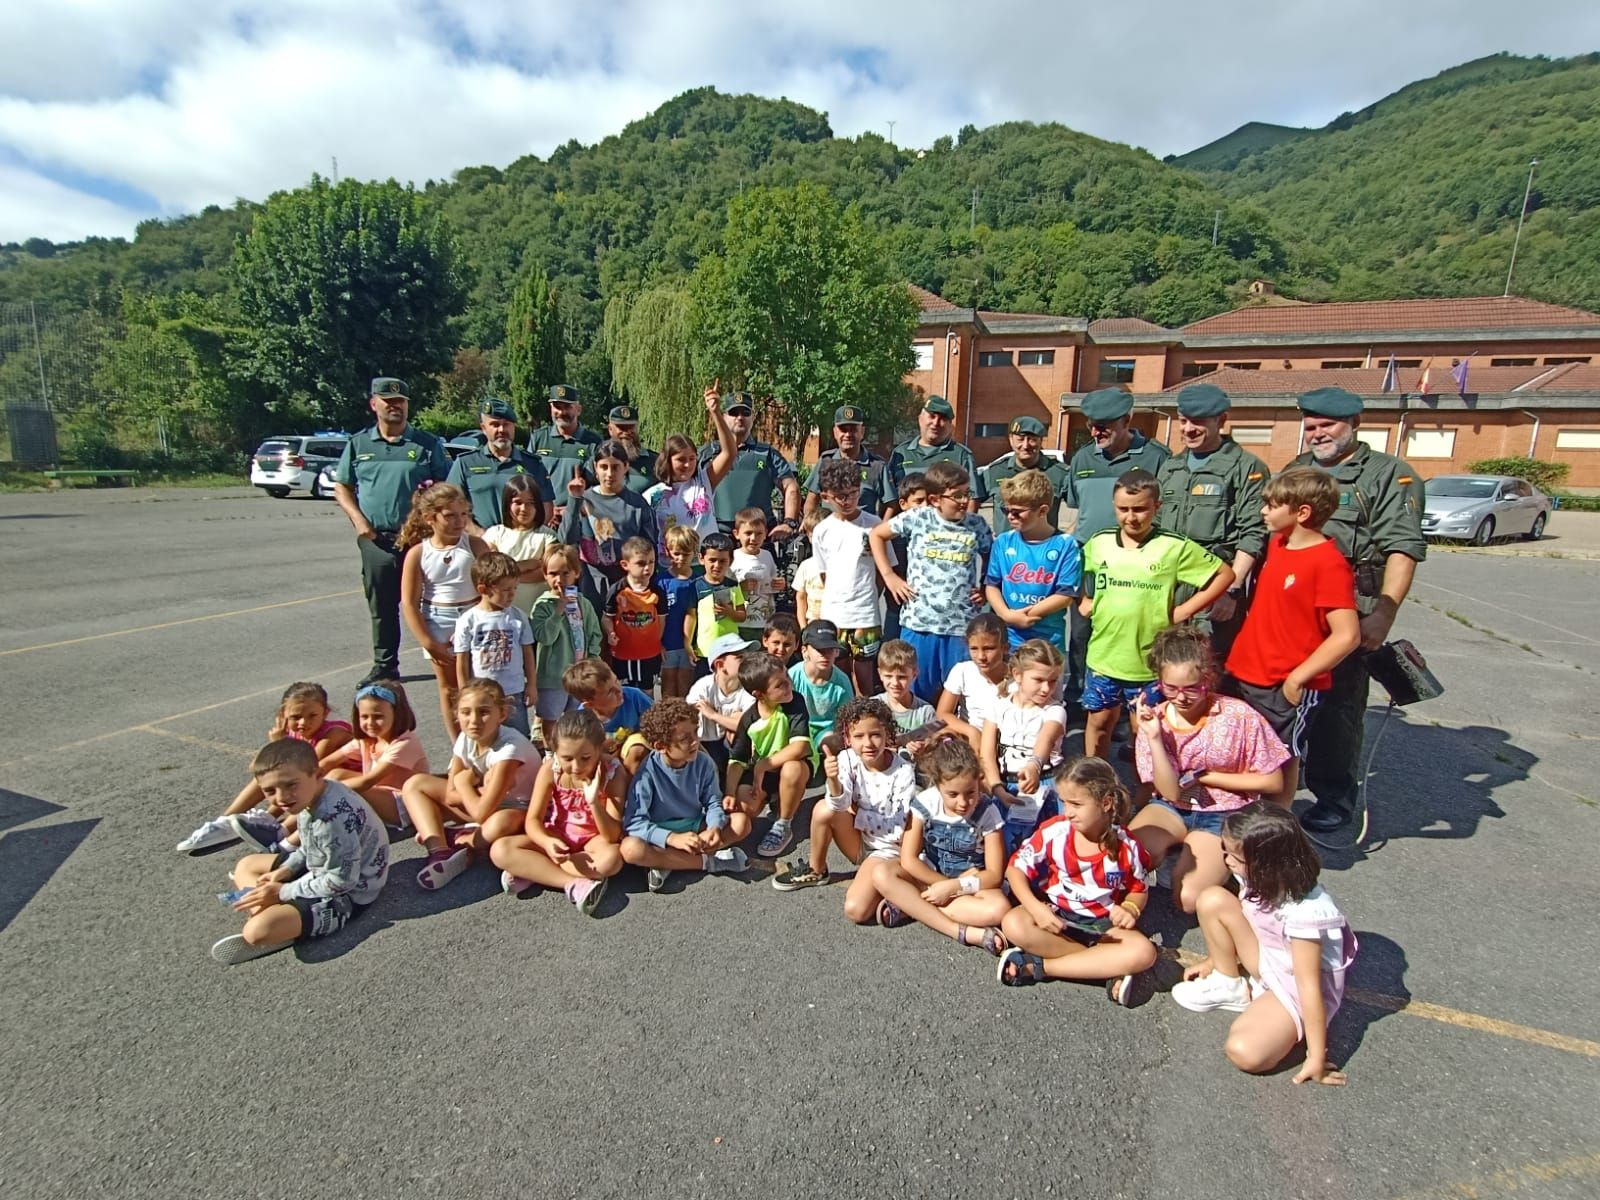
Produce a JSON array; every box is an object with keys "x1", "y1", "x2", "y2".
[
  {"x1": 1391, "y1": 1152, "x2": 1600, "y2": 1199},
  {"x1": 1162, "y1": 947, "x2": 1600, "y2": 1059},
  {"x1": 139, "y1": 727, "x2": 256, "y2": 759},
  {"x1": 0, "y1": 590, "x2": 361, "y2": 657}
]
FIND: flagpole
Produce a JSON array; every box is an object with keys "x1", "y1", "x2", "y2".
[{"x1": 1505, "y1": 158, "x2": 1539, "y2": 297}]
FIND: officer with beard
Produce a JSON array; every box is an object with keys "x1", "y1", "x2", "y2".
[
  {"x1": 447, "y1": 395, "x2": 552, "y2": 533},
  {"x1": 606, "y1": 403, "x2": 659, "y2": 495}
]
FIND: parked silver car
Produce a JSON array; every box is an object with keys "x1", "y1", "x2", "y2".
[{"x1": 1421, "y1": 474, "x2": 1551, "y2": 545}]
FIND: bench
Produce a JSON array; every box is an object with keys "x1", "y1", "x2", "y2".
[{"x1": 42, "y1": 469, "x2": 139, "y2": 488}]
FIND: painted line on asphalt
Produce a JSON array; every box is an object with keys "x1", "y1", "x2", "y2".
[
  {"x1": 1413, "y1": 579, "x2": 1600, "y2": 645},
  {"x1": 1391, "y1": 1152, "x2": 1600, "y2": 1199},
  {"x1": 1164, "y1": 947, "x2": 1600, "y2": 1059},
  {"x1": 140, "y1": 727, "x2": 257, "y2": 759},
  {"x1": 0, "y1": 590, "x2": 361, "y2": 657}
]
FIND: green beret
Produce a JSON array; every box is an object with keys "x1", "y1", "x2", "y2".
[
  {"x1": 722, "y1": 391, "x2": 754, "y2": 413},
  {"x1": 1011, "y1": 412, "x2": 1049, "y2": 438},
  {"x1": 548, "y1": 384, "x2": 580, "y2": 405},
  {"x1": 1080, "y1": 387, "x2": 1133, "y2": 422},
  {"x1": 1177, "y1": 383, "x2": 1230, "y2": 419},
  {"x1": 1298, "y1": 387, "x2": 1364, "y2": 419},
  {"x1": 608, "y1": 404, "x2": 638, "y2": 424},
  {"x1": 479, "y1": 396, "x2": 516, "y2": 420},
  {"x1": 923, "y1": 395, "x2": 954, "y2": 418},
  {"x1": 370, "y1": 377, "x2": 409, "y2": 399},
  {"x1": 833, "y1": 405, "x2": 865, "y2": 426}
]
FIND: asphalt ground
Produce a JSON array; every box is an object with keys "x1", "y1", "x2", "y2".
[{"x1": 1, "y1": 487, "x2": 1597, "y2": 1200}]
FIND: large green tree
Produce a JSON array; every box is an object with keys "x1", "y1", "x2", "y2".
[
  {"x1": 690, "y1": 183, "x2": 917, "y2": 448},
  {"x1": 502, "y1": 263, "x2": 565, "y2": 423},
  {"x1": 230, "y1": 176, "x2": 468, "y2": 428},
  {"x1": 602, "y1": 284, "x2": 700, "y2": 447}
]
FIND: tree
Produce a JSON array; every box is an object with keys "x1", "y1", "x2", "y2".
[
  {"x1": 690, "y1": 183, "x2": 918, "y2": 449},
  {"x1": 602, "y1": 284, "x2": 700, "y2": 446},
  {"x1": 503, "y1": 262, "x2": 565, "y2": 423},
  {"x1": 230, "y1": 176, "x2": 468, "y2": 428}
]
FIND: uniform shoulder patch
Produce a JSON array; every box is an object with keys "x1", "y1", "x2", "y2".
[
  {"x1": 1247, "y1": 472, "x2": 1264, "y2": 481},
  {"x1": 1397, "y1": 475, "x2": 1413, "y2": 485}
]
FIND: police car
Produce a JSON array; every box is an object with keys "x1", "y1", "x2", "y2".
[{"x1": 249, "y1": 433, "x2": 348, "y2": 498}]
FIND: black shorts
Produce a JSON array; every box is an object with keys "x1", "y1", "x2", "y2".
[
  {"x1": 616, "y1": 656, "x2": 661, "y2": 690},
  {"x1": 1222, "y1": 675, "x2": 1319, "y2": 760},
  {"x1": 287, "y1": 893, "x2": 367, "y2": 940}
]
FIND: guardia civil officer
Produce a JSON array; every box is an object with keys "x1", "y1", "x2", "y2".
[
  {"x1": 607, "y1": 403, "x2": 658, "y2": 495},
  {"x1": 888, "y1": 395, "x2": 982, "y2": 515},
  {"x1": 979, "y1": 414, "x2": 1072, "y2": 533},
  {"x1": 445, "y1": 396, "x2": 551, "y2": 533},
  {"x1": 1291, "y1": 386, "x2": 1427, "y2": 833},
  {"x1": 803, "y1": 404, "x2": 891, "y2": 518},
  {"x1": 526, "y1": 383, "x2": 600, "y2": 526},
  {"x1": 697, "y1": 391, "x2": 800, "y2": 536},
  {"x1": 332, "y1": 377, "x2": 450, "y2": 686},
  {"x1": 1155, "y1": 383, "x2": 1268, "y2": 656}
]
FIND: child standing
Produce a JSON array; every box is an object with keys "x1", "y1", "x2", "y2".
[
  {"x1": 1223, "y1": 467, "x2": 1361, "y2": 807},
  {"x1": 643, "y1": 386, "x2": 738, "y2": 556},
  {"x1": 999, "y1": 757, "x2": 1157, "y2": 1005},
  {"x1": 1171, "y1": 803, "x2": 1356, "y2": 1084},
  {"x1": 528, "y1": 546, "x2": 602, "y2": 743},
  {"x1": 621, "y1": 699, "x2": 751, "y2": 891},
  {"x1": 558, "y1": 439, "x2": 658, "y2": 609},
  {"x1": 790, "y1": 508, "x2": 828, "y2": 627},
  {"x1": 399, "y1": 482, "x2": 488, "y2": 739},
  {"x1": 563, "y1": 658, "x2": 654, "y2": 777},
  {"x1": 481, "y1": 474, "x2": 556, "y2": 615},
  {"x1": 325, "y1": 680, "x2": 429, "y2": 829},
  {"x1": 657, "y1": 525, "x2": 703, "y2": 699},
  {"x1": 685, "y1": 532, "x2": 747, "y2": 667},
  {"x1": 731, "y1": 507, "x2": 783, "y2": 642},
  {"x1": 980, "y1": 639, "x2": 1069, "y2": 853},
  {"x1": 686, "y1": 633, "x2": 755, "y2": 775},
  {"x1": 400, "y1": 679, "x2": 542, "y2": 890},
  {"x1": 452, "y1": 552, "x2": 537, "y2": 736},
  {"x1": 489, "y1": 709, "x2": 624, "y2": 915},
  {"x1": 1131, "y1": 626, "x2": 1289, "y2": 913},
  {"x1": 984, "y1": 469, "x2": 1082, "y2": 653},
  {"x1": 1079, "y1": 469, "x2": 1234, "y2": 760},
  {"x1": 812, "y1": 456, "x2": 887, "y2": 696},
  {"x1": 874, "y1": 639, "x2": 938, "y2": 741},
  {"x1": 870, "y1": 462, "x2": 992, "y2": 706},
  {"x1": 882, "y1": 470, "x2": 928, "y2": 642},
  {"x1": 935, "y1": 613, "x2": 1010, "y2": 750},
  {"x1": 872, "y1": 738, "x2": 1010, "y2": 953},
  {"x1": 603, "y1": 536, "x2": 668, "y2": 693},
  {"x1": 210, "y1": 740, "x2": 388, "y2": 965},
  {"x1": 724, "y1": 651, "x2": 814, "y2": 860},
  {"x1": 763, "y1": 620, "x2": 854, "y2": 858},
  {"x1": 772, "y1": 699, "x2": 915, "y2": 914}
]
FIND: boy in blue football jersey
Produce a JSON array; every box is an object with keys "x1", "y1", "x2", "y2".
[{"x1": 984, "y1": 469, "x2": 1082, "y2": 653}]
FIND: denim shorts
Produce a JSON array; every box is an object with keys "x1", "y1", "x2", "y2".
[
  {"x1": 1148, "y1": 797, "x2": 1229, "y2": 836},
  {"x1": 1080, "y1": 669, "x2": 1162, "y2": 714},
  {"x1": 420, "y1": 600, "x2": 475, "y2": 644},
  {"x1": 662, "y1": 647, "x2": 694, "y2": 670},
  {"x1": 535, "y1": 687, "x2": 578, "y2": 722}
]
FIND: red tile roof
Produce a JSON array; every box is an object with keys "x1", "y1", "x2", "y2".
[
  {"x1": 908, "y1": 284, "x2": 964, "y2": 316},
  {"x1": 1089, "y1": 317, "x2": 1168, "y2": 337},
  {"x1": 1183, "y1": 296, "x2": 1600, "y2": 337}
]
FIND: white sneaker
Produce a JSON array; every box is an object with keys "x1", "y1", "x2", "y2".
[
  {"x1": 176, "y1": 818, "x2": 238, "y2": 854},
  {"x1": 646, "y1": 868, "x2": 672, "y2": 892},
  {"x1": 209, "y1": 934, "x2": 292, "y2": 965},
  {"x1": 1171, "y1": 971, "x2": 1251, "y2": 1013}
]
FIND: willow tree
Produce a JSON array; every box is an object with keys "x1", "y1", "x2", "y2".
[
  {"x1": 602, "y1": 283, "x2": 703, "y2": 447},
  {"x1": 504, "y1": 263, "x2": 565, "y2": 425}
]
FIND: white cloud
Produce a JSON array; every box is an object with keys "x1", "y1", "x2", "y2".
[
  {"x1": 2, "y1": 0, "x2": 1600, "y2": 242},
  {"x1": 0, "y1": 164, "x2": 148, "y2": 241}
]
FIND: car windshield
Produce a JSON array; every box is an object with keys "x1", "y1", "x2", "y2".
[
  {"x1": 1426, "y1": 478, "x2": 1496, "y2": 498},
  {"x1": 255, "y1": 441, "x2": 294, "y2": 457}
]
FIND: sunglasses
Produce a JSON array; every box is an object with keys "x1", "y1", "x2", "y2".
[{"x1": 1003, "y1": 506, "x2": 1036, "y2": 519}]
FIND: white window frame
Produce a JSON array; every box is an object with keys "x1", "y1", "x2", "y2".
[{"x1": 1404, "y1": 429, "x2": 1456, "y2": 459}]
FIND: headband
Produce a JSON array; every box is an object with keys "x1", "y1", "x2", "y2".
[{"x1": 355, "y1": 684, "x2": 397, "y2": 705}]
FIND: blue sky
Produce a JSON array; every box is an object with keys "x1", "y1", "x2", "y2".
[{"x1": 2, "y1": 0, "x2": 1598, "y2": 242}]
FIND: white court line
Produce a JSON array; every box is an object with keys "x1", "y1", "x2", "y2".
[{"x1": 1413, "y1": 579, "x2": 1600, "y2": 645}]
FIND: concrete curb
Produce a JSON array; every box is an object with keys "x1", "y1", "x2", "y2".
[{"x1": 1428, "y1": 542, "x2": 1600, "y2": 562}]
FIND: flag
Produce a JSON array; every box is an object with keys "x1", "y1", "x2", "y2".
[
  {"x1": 1418, "y1": 360, "x2": 1432, "y2": 396},
  {"x1": 1380, "y1": 353, "x2": 1398, "y2": 393},
  {"x1": 1363, "y1": 348, "x2": 1373, "y2": 369},
  {"x1": 1451, "y1": 357, "x2": 1471, "y2": 395}
]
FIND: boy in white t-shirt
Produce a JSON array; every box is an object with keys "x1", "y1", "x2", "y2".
[
  {"x1": 685, "y1": 632, "x2": 756, "y2": 778},
  {"x1": 732, "y1": 507, "x2": 784, "y2": 640},
  {"x1": 811, "y1": 456, "x2": 885, "y2": 697},
  {"x1": 452, "y1": 553, "x2": 537, "y2": 736}
]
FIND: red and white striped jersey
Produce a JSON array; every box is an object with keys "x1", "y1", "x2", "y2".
[{"x1": 1011, "y1": 816, "x2": 1151, "y2": 921}]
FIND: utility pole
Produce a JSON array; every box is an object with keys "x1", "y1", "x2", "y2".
[
  {"x1": 887, "y1": 120, "x2": 897, "y2": 145},
  {"x1": 1505, "y1": 158, "x2": 1539, "y2": 296},
  {"x1": 1212, "y1": 209, "x2": 1221, "y2": 247},
  {"x1": 331, "y1": 156, "x2": 339, "y2": 184},
  {"x1": 971, "y1": 187, "x2": 978, "y2": 230}
]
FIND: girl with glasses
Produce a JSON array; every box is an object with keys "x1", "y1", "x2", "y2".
[{"x1": 1127, "y1": 626, "x2": 1289, "y2": 914}]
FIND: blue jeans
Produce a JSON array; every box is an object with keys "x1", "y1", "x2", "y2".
[{"x1": 901, "y1": 628, "x2": 968, "y2": 708}]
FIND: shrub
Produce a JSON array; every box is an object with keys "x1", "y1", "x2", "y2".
[{"x1": 1466, "y1": 457, "x2": 1570, "y2": 491}]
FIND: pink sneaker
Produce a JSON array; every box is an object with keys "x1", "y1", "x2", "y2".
[
  {"x1": 566, "y1": 877, "x2": 607, "y2": 916},
  {"x1": 500, "y1": 870, "x2": 534, "y2": 896}
]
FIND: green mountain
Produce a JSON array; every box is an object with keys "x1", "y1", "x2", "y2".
[{"x1": 1170, "y1": 122, "x2": 1309, "y2": 172}]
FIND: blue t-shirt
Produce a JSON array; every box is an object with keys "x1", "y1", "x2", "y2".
[
  {"x1": 885, "y1": 506, "x2": 994, "y2": 638},
  {"x1": 787, "y1": 663, "x2": 853, "y2": 750},
  {"x1": 600, "y1": 686, "x2": 654, "y2": 741},
  {"x1": 984, "y1": 530, "x2": 1083, "y2": 650},
  {"x1": 656, "y1": 569, "x2": 701, "y2": 652}
]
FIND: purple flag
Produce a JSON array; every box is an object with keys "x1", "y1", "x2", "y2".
[
  {"x1": 1451, "y1": 358, "x2": 1470, "y2": 395},
  {"x1": 1380, "y1": 354, "x2": 1398, "y2": 394}
]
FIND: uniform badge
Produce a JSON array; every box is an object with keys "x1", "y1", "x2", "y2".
[{"x1": 407, "y1": 448, "x2": 418, "y2": 460}]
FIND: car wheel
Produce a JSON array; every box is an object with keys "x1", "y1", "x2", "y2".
[
  {"x1": 265, "y1": 487, "x2": 291, "y2": 499},
  {"x1": 1524, "y1": 513, "x2": 1546, "y2": 541},
  {"x1": 1472, "y1": 516, "x2": 1495, "y2": 546}
]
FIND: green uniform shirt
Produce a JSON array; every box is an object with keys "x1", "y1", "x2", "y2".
[
  {"x1": 697, "y1": 439, "x2": 796, "y2": 526},
  {"x1": 1155, "y1": 437, "x2": 1269, "y2": 561},
  {"x1": 1064, "y1": 434, "x2": 1171, "y2": 544},
  {"x1": 446, "y1": 448, "x2": 552, "y2": 530},
  {"x1": 888, "y1": 438, "x2": 984, "y2": 501},
  {"x1": 980, "y1": 452, "x2": 1073, "y2": 533},
  {"x1": 526, "y1": 424, "x2": 601, "y2": 496},
  {"x1": 333, "y1": 425, "x2": 450, "y2": 533},
  {"x1": 1082, "y1": 527, "x2": 1221, "y2": 682},
  {"x1": 804, "y1": 448, "x2": 891, "y2": 515},
  {"x1": 1289, "y1": 444, "x2": 1427, "y2": 605},
  {"x1": 625, "y1": 449, "x2": 659, "y2": 497}
]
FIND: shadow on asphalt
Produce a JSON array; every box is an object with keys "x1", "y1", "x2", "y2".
[
  {"x1": 0, "y1": 787, "x2": 63, "y2": 836},
  {"x1": 294, "y1": 865, "x2": 504, "y2": 962},
  {"x1": 0, "y1": 513, "x2": 81, "y2": 521},
  {"x1": 0, "y1": 792, "x2": 96, "y2": 934}
]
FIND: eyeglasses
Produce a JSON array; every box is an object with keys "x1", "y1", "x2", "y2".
[
  {"x1": 1003, "y1": 506, "x2": 1035, "y2": 519},
  {"x1": 939, "y1": 491, "x2": 970, "y2": 503},
  {"x1": 1161, "y1": 682, "x2": 1211, "y2": 699}
]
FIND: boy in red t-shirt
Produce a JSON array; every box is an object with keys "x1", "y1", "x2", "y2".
[{"x1": 1224, "y1": 467, "x2": 1361, "y2": 806}]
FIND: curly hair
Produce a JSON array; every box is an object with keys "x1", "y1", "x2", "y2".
[
  {"x1": 639, "y1": 697, "x2": 698, "y2": 747},
  {"x1": 1147, "y1": 624, "x2": 1215, "y2": 682},
  {"x1": 915, "y1": 736, "x2": 982, "y2": 787},
  {"x1": 817, "y1": 456, "x2": 863, "y2": 499},
  {"x1": 835, "y1": 696, "x2": 895, "y2": 740},
  {"x1": 396, "y1": 482, "x2": 468, "y2": 551}
]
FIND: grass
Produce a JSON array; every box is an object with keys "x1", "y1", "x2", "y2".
[{"x1": 0, "y1": 468, "x2": 244, "y2": 492}]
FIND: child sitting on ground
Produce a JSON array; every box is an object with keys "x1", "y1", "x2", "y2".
[
  {"x1": 621, "y1": 698, "x2": 751, "y2": 891},
  {"x1": 771, "y1": 698, "x2": 916, "y2": 911},
  {"x1": 489, "y1": 709, "x2": 624, "y2": 915},
  {"x1": 656, "y1": 525, "x2": 703, "y2": 699},
  {"x1": 603, "y1": 536, "x2": 668, "y2": 693},
  {"x1": 724, "y1": 651, "x2": 815, "y2": 860},
  {"x1": 686, "y1": 633, "x2": 755, "y2": 776},
  {"x1": 453, "y1": 552, "x2": 537, "y2": 736},
  {"x1": 401, "y1": 678, "x2": 542, "y2": 890},
  {"x1": 325, "y1": 680, "x2": 429, "y2": 829},
  {"x1": 563, "y1": 658, "x2": 653, "y2": 777},
  {"x1": 935, "y1": 613, "x2": 1010, "y2": 750},
  {"x1": 999, "y1": 757, "x2": 1157, "y2": 1006},
  {"x1": 980, "y1": 638, "x2": 1069, "y2": 854},
  {"x1": 762, "y1": 621, "x2": 854, "y2": 858},
  {"x1": 874, "y1": 639, "x2": 939, "y2": 742},
  {"x1": 529, "y1": 545, "x2": 602, "y2": 743},
  {"x1": 210, "y1": 739, "x2": 388, "y2": 965}
]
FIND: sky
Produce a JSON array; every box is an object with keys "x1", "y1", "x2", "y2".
[{"x1": 2, "y1": 0, "x2": 1599, "y2": 243}]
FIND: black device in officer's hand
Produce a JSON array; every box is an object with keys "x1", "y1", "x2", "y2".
[{"x1": 1366, "y1": 639, "x2": 1444, "y2": 706}]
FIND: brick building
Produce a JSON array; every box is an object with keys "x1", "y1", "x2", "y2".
[{"x1": 907, "y1": 287, "x2": 1600, "y2": 488}]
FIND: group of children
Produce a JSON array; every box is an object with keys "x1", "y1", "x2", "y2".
[{"x1": 181, "y1": 453, "x2": 1365, "y2": 1084}]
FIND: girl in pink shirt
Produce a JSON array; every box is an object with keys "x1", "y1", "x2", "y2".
[{"x1": 325, "y1": 680, "x2": 430, "y2": 828}]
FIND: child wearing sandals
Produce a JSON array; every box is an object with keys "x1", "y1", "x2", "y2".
[
  {"x1": 401, "y1": 678, "x2": 542, "y2": 890},
  {"x1": 1171, "y1": 803, "x2": 1356, "y2": 1084},
  {"x1": 325, "y1": 680, "x2": 429, "y2": 829},
  {"x1": 980, "y1": 638, "x2": 1068, "y2": 854},
  {"x1": 770, "y1": 698, "x2": 915, "y2": 921},
  {"x1": 399, "y1": 481, "x2": 490, "y2": 739},
  {"x1": 872, "y1": 737, "x2": 1011, "y2": 955},
  {"x1": 999, "y1": 757, "x2": 1158, "y2": 1006},
  {"x1": 490, "y1": 709, "x2": 624, "y2": 915}
]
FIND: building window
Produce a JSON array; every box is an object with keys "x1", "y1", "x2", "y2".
[
  {"x1": 979, "y1": 351, "x2": 1013, "y2": 367},
  {"x1": 1545, "y1": 356, "x2": 1591, "y2": 366},
  {"x1": 911, "y1": 343, "x2": 934, "y2": 371},
  {"x1": 1355, "y1": 429, "x2": 1389, "y2": 453},
  {"x1": 1392, "y1": 359, "x2": 1422, "y2": 368},
  {"x1": 1223, "y1": 361, "x2": 1260, "y2": 370},
  {"x1": 1231, "y1": 426, "x2": 1273, "y2": 445},
  {"x1": 1098, "y1": 359, "x2": 1136, "y2": 384},
  {"x1": 1018, "y1": 349, "x2": 1055, "y2": 366},
  {"x1": 1555, "y1": 429, "x2": 1600, "y2": 450},
  {"x1": 1490, "y1": 357, "x2": 1535, "y2": 367},
  {"x1": 974, "y1": 423, "x2": 1010, "y2": 438},
  {"x1": 1321, "y1": 361, "x2": 1362, "y2": 369},
  {"x1": 1404, "y1": 429, "x2": 1456, "y2": 459},
  {"x1": 1181, "y1": 362, "x2": 1219, "y2": 378}
]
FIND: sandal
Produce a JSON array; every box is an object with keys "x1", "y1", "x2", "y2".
[
  {"x1": 1106, "y1": 972, "x2": 1137, "y2": 1007},
  {"x1": 959, "y1": 925, "x2": 1009, "y2": 957},
  {"x1": 996, "y1": 947, "x2": 1048, "y2": 987},
  {"x1": 877, "y1": 899, "x2": 912, "y2": 929}
]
